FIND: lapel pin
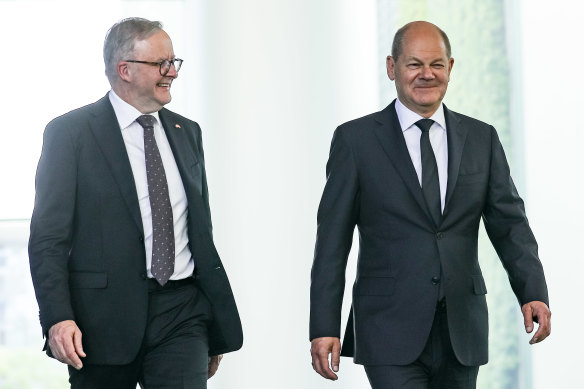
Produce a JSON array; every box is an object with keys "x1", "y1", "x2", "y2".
[{"x1": 175, "y1": 123, "x2": 181, "y2": 128}]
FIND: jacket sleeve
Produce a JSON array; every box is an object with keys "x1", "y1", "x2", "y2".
[
  {"x1": 28, "y1": 119, "x2": 77, "y2": 335},
  {"x1": 309, "y1": 127, "x2": 360, "y2": 340},
  {"x1": 482, "y1": 126, "x2": 549, "y2": 307}
]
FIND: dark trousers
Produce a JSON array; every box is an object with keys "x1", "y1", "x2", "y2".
[
  {"x1": 69, "y1": 278, "x2": 212, "y2": 389},
  {"x1": 365, "y1": 300, "x2": 479, "y2": 389}
]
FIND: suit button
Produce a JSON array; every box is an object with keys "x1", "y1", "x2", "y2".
[
  {"x1": 139, "y1": 235, "x2": 144, "y2": 242},
  {"x1": 436, "y1": 232, "x2": 443, "y2": 240},
  {"x1": 431, "y1": 276, "x2": 441, "y2": 285}
]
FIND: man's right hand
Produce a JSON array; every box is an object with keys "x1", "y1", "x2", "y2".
[
  {"x1": 310, "y1": 337, "x2": 341, "y2": 380},
  {"x1": 48, "y1": 320, "x2": 86, "y2": 370}
]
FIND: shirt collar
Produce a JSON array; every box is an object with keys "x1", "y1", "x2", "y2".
[
  {"x1": 108, "y1": 90, "x2": 161, "y2": 130},
  {"x1": 394, "y1": 98, "x2": 447, "y2": 132}
]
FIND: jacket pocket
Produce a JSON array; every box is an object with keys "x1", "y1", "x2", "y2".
[
  {"x1": 69, "y1": 272, "x2": 108, "y2": 289},
  {"x1": 354, "y1": 276, "x2": 396, "y2": 296},
  {"x1": 472, "y1": 275, "x2": 487, "y2": 295}
]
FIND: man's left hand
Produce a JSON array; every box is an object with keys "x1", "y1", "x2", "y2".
[
  {"x1": 208, "y1": 354, "x2": 223, "y2": 379},
  {"x1": 521, "y1": 301, "x2": 551, "y2": 344}
]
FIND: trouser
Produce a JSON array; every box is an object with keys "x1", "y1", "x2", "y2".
[
  {"x1": 365, "y1": 300, "x2": 479, "y2": 389},
  {"x1": 69, "y1": 278, "x2": 212, "y2": 389}
]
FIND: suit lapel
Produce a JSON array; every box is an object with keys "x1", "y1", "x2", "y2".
[
  {"x1": 88, "y1": 95, "x2": 144, "y2": 234},
  {"x1": 158, "y1": 109, "x2": 210, "y2": 238},
  {"x1": 443, "y1": 105, "x2": 468, "y2": 214},
  {"x1": 158, "y1": 109, "x2": 201, "y2": 196},
  {"x1": 373, "y1": 102, "x2": 431, "y2": 221}
]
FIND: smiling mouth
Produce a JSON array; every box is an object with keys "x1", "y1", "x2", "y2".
[{"x1": 157, "y1": 82, "x2": 171, "y2": 88}]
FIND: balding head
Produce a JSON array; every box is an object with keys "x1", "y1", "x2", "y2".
[{"x1": 391, "y1": 21, "x2": 451, "y2": 62}]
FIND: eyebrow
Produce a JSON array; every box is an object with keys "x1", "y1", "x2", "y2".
[
  {"x1": 154, "y1": 55, "x2": 176, "y2": 61},
  {"x1": 405, "y1": 56, "x2": 446, "y2": 65}
]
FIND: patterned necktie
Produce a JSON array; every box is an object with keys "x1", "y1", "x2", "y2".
[
  {"x1": 136, "y1": 114, "x2": 175, "y2": 286},
  {"x1": 415, "y1": 119, "x2": 442, "y2": 228}
]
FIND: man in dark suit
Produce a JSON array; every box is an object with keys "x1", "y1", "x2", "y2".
[
  {"x1": 309, "y1": 21, "x2": 550, "y2": 388},
  {"x1": 28, "y1": 17, "x2": 242, "y2": 388}
]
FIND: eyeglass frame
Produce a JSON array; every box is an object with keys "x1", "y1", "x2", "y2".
[{"x1": 124, "y1": 58, "x2": 183, "y2": 76}]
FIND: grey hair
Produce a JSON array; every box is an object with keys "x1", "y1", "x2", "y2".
[
  {"x1": 391, "y1": 22, "x2": 451, "y2": 61},
  {"x1": 103, "y1": 17, "x2": 163, "y2": 85}
]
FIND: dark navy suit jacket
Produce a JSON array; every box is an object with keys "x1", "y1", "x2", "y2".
[
  {"x1": 29, "y1": 95, "x2": 243, "y2": 364},
  {"x1": 309, "y1": 100, "x2": 548, "y2": 366}
]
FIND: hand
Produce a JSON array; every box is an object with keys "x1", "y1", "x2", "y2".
[
  {"x1": 208, "y1": 354, "x2": 223, "y2": 379},
  {"x1": 521, "y1": 301, "x2": 551, "y2": 344},
  {"x1": 310, "y1": 337, "x2": 341, "y2": 380},
  {"x1": 48, "y1": 320, "x2": 86, "y2": 369}
]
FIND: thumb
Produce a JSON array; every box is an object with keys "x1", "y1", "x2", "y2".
[
  {"x1": 522, "y1": 304, "x2": 534, "y2": 333},
  {"x1": 331, "y1": 340, "x2": 341, "y2": 373}
]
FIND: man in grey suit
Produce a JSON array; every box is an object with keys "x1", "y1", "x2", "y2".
[
  {"x1": 29, "y1": 17, "x2": 242, "y2": 388},
  {"x1": 309, "y1": 21, "x2": 550, "y2": 388}
]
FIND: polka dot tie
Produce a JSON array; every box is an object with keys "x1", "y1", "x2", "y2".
[{"x1": 136, "y1": 114, "x2": 175, "y2": 286}]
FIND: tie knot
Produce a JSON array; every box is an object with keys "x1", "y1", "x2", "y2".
[
  {"x1": 415, "y1": 119, "x2": 435, "y2": 133},
  {"x1": 136, "y1": 114, "x2": 156, "y2": 129}
]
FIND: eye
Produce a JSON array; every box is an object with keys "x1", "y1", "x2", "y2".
[
  {"x1": 407, "y1": 63, "x2": 421, "y2": 69},
  {"x1": 431, "y1": 63, "x2": 445, "y2": 68}
]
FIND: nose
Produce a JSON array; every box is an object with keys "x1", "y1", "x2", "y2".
[
  {"x1": 166, "y1": 63, "x2": 178, "y2": 78},
  {"x1": 419, "y1": 65, "x2": 435, "y2": 80}
]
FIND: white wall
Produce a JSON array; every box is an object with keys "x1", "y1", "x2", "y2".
[
  {"x1": 1, "y1": 0, "x2": 378, "y2": 387},
  {"x1": 521, "y1": 0, "x2": 584, "y2": 387},
  {"x1": 1, "y1": 0, "x2": 578, "y2": 387},
  {"x1": 191, "y1": 2, "x2": 379, "y2": 387}
]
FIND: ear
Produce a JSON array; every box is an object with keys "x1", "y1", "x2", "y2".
[
  {"x1": 118, "y1": 61, "x2": 131, "y2": 82},
  {"x1": 386, "y1": 56, "x2": 396, "y2": 81},
  {"x1": 447, "y1": 57, "x2": 454, "y2": 79}
]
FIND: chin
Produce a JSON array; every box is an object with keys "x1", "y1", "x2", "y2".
[
  {"x1": 414, "y1": 96, "x2": 440, "y2": 108},
  {"x1": 157, "y1": 97, "x2": 172, "y2": 107}
]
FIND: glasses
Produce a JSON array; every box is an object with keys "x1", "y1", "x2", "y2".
[{"x1": 125, "y1": 58, "x2": 183, "y2": 76}]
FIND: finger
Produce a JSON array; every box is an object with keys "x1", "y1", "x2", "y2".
[
  {"x1": 331, "y1": 341, "x2": 341, "y2": 373},
  {"x1": 522, "y1": 304, "x2": 534, "y2": 333},
  {"x1": 207, "y1": 356, "x2": 219, "y2": 379},
  {"x1": 73, "y1": 329, "x2": 86, "y2": 358},
  {"x1": 312, "y1": 354, "x2": 330, "y2": 379},
  {"x1": 207, "y1": 362, "x2": 217, "y2": 379},
  {"x1": 48, "y1": 331, "x2": 76, "y2": 368},
  {"x1": 317, "y1": 350, "x2": 338, "y2": 380},
  {"x1": 310, "y1": 338, "x2": 340, "y2": 381},
  {"x1": 311, "y1": 348, "x2": 333, "y2": 380},
  {"x1": 48, "y1": 321, "x2": 84, "y2": 368},
  {"x1": 48, "y1": 337, "x2": 66, "y2": 364},
  {"x1": 63, "y1": 337, "x2": 84, "y2": 369},
  {"x1": 530, "y1": 309, "x2": 551, "y2": 344},
  {"x1": 311, "y1": 350, "x2": 322, "y2": 374},
  {"x1": 52, "y1": 332, "x2": 82, "y2": 369}
]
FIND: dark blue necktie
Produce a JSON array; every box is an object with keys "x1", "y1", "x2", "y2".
[
  {"x1": 416, "y1": 119, "x2": 441, "y2": 228},
  {"x1": 136, "y1": 114, "x2": 175, "y2": 286}
]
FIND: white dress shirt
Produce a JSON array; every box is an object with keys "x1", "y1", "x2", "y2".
[
  {"x1": 108, "y1": 90, "x2": 194, "y2": 280},
  {"x1": 394, "y1": 98, "x2": 448, "y2": 212}
]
